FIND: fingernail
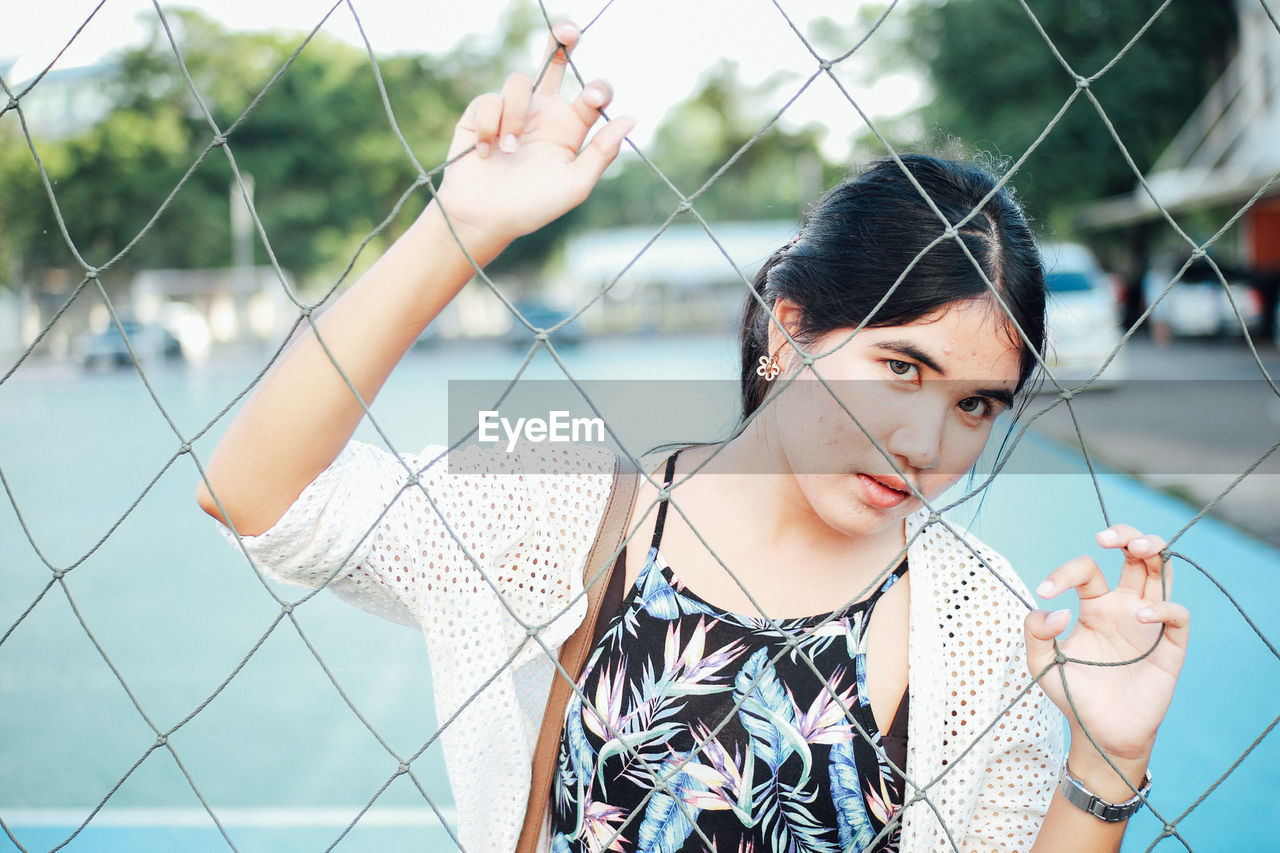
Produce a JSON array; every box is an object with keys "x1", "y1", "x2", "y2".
[
  {"x1": 584, "y1": 86, "x2": 605, "y2": 108},
  {"x1": 1137, "y1": 607, "x2": 1155, "y2": 621},
  {"x1": 476, "y1": 141, "x2": 491, "y2": 158},
  {"x1": 499, "y1": 134, "x2": 519, "y2": 154},
  {"x1": 1131, "y1": 536, "x2": 1150, "y2": 551},
  {"x1": 1049, "y1": 609, "x2": 1071, "y2": 627},
  {"x1": 1036, "y1": 580, "x2": 1054, "y2": 598},
  {"x1": 552, "y1": 21, "x2": 579, "y2": 42},
  {"x1": 1097, "y1": 529, "x2": 1119, "y2": 545}
]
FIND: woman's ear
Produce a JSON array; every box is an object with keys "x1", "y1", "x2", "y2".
[{"x1": 765, "y1": 297, "x2": 805, "y2": 365}]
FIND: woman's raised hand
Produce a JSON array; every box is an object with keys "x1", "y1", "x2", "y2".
[
  {"x1": 197, "y1": 23, "x2": 633, "y2": 537},
  {"x1": 434, "y1": 21, "x2": 636, "y2": 258},
  {"x1": 1024, "y1": 524, "x2": 1189, "y2": 789}
]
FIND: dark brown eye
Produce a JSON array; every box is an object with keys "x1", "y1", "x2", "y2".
[{"x1": 887, "y1": 360, "x2": 917, "y2": 378}]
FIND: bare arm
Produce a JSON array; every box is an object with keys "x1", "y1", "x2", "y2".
[
  {"x1": 195, "y1": 203, "x2": 493, "y2": 535},
  {"x1": 197, "y1": 22, "x2": 635, "y2": 535}
]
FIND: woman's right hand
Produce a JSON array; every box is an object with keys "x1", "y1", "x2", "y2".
[{"x1": 433, "y1": 21, "x2": 636, "y2": 259}]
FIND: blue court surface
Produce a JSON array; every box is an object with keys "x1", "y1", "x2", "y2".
[{"x1": 6, "y1": 810, "x2": 457, "y2": 852}]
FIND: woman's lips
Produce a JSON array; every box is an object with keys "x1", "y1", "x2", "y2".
[{"x1": 857, "y1": 473, "x2": 911, "y2": 508}]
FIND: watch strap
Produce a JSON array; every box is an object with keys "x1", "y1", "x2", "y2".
[{"x1": 1059, "y1": 763, "x2": 1152, "y2": 822}]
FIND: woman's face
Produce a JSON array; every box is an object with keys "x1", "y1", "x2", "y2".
[{"x1": 765, "y1": 297, "x2": 1024, "y2": 541}]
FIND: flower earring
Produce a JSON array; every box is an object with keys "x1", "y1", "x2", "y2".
[{"x1": 756, "y1": 352, "x2": 781, "y2": 381}]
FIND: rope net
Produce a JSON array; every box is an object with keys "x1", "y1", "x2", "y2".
[{"x1": 1, "y1": 1, "x2": 1277, "y2": 851}]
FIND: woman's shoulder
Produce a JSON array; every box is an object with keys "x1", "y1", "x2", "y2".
[
  {"x1": 906, "y1": 507, "x2": 1035, "y2": 620},
  {"x1": 423, "y1": 439, "x2": 620, "y2": 553},
  {"x1": 421, "y1": 438, "x2": 617, "y2": 504}
]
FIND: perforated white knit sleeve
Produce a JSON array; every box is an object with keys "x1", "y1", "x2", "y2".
[
  {"x1": 217, "y1": 439, "x2": 615, "y2": 657},
  {"x1": 959, "y1": 611, "x2": 1065, "y2": 850},
  {"x1": 952, "y1": 539, "x2": 1066, "y2": 851},
  {"x1": 900, "y1": 513, "x2": 1067, "y2": 852},
  {"x1": 214, "y1": 440, "x2": 430, "y2": 628},
  {"x1": 215, "y1": 438, "x2": 616, "y2": 852}
]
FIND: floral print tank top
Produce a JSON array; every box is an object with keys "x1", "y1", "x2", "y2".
[{"x1": 549, "y1": 453, "x2": 908, "y2": 852}]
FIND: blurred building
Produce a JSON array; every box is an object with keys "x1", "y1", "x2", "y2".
[
  {"x1": 1078, "y1": 0, "x2": 1279, "y2": 339},
  {"x1": 8, "y1": 62, "x2": 117, "y2": 140},
  {"x1": 559, "y1": 220, "x2": 797, "y2": 334},
  {"x1": 130, "y1": 266, "x2": 299, "y2": 359},
  {"x1": 1, "y1": 265, "x2": 297, "y2": 367}
]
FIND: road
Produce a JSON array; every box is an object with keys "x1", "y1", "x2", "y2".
[{"x1": 1025, "y1": 335, "x2": 1280, "y2": 546}]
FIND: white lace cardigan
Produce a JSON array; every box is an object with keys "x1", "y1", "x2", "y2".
[{"x1": 217, "y1": 439, "x2": 1064, "y2": 852}]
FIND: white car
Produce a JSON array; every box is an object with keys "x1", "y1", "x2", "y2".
[
  {"x1": 1038, "y1": 242, "x2": 1126, "y2": 387},
  {"x1": 1145, "y1": 262, "x2": 1261, "y2": 337}
]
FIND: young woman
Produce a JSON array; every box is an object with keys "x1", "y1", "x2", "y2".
[{"x1": 197, "y1": 22, "x2": 1188, "y2": 853}]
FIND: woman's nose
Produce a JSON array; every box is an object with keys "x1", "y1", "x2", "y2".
[{"x1": 885, "y1": 413, "x2": 943, "y2": 471}]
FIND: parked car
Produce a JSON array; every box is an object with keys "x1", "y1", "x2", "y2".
[
  {"x1": 1039, "y1": 242, "x2": 1126, "y2": 386},
  {"x1": 501, "y1": 298, "x2": 585, "y2": 348},
  {"x1": 1144, "y1": 257, "x2": 1262, "y2": 337},
  {"x1": 76, "y1": 321, "x2": 183, "y2": 368}
]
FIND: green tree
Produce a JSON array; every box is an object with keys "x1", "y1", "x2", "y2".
[
  {"x1": 580, "y1": 62, "x2": 834, "y2": 230},
  {"x1": 0, "y1": 8, "x2": 534, "y2": 289},
  {"x1": 903, "y1": 0, "x2": 1236, "y2": 226}
]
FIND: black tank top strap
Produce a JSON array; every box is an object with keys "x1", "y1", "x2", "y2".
[
  {"x1": 594, "y1": 450, "x2": 681, "y2": 647},
  {"x1": 857, "y1": 557, "x2": 909, "y2": 630},
  {"x1": 648, "y1": 450, "x2": 681, "y2": 552}
]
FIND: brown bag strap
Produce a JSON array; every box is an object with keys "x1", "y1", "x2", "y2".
[{"x1": 515, "y1": 453, "x2": 640, "y2": 852}]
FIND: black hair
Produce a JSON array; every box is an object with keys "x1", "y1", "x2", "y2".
[{"x1": 738, "y1": 153, "x2": 1046, "y2": 421}]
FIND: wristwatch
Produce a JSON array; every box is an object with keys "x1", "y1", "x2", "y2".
[{"x1": 1059, "y1": 763, "x2": 1153, "y2": 822}]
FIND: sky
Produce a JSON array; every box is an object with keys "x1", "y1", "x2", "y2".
[{"x1": 0, "y1": 0, "x2": 925, "y2": 158}]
